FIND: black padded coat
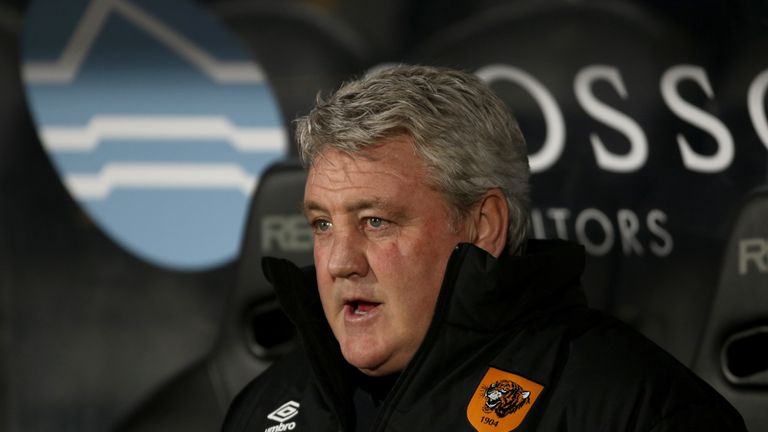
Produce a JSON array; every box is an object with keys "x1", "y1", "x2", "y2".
[{"x1": 222, "y1": 240, "x2": 746, "y2": 432}]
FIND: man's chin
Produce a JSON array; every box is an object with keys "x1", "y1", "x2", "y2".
[
  {"x1": 344, "y1": 352, "x2": 386, "y2": 376},
  {"x1": 341, "y1": 345, "x2": 401, "y2": 377},
  {"x1": 356, "y1": 364, "x2": 394, "y2": 377}
]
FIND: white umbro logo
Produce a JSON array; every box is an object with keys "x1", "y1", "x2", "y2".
[{"x1": 265, "y1": 401, "x2": 300, "y2": 431}]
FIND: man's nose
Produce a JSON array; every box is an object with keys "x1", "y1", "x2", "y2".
[{"x1": 327, "y1": 230, "x2": 369, "y2": 279}]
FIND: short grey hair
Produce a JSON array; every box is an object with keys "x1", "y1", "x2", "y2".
[{"x1": 295, "y1": 65, "x2": 530, "y2": 254}]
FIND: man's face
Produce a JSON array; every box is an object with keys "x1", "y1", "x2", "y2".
[{"x1": 303, "y1": 137, "x2": 469, "y2": 376}]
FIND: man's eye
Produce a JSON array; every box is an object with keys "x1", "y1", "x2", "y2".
[
  {"x1": 365, "y1": 217, "x2": 386, "y2": 229},
  {"x1": 313, "y1": 220, "x2": 332, "y2": 232}
]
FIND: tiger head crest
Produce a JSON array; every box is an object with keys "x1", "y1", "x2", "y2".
[{"x1": 481, "y1": 379, "x2": 531, "y2": 418}]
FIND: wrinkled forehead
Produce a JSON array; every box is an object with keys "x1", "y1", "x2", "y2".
[
  {"x1": 307, "y1": 154, "x2": 413, "y2": 195},
  {"x1": 307, "y1": 137, "x2": 424, "y2": 181}
]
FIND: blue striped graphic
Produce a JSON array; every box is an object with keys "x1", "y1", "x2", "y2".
[{"x1": 22, "y1": 0, "x2": 288, "y2": 270}]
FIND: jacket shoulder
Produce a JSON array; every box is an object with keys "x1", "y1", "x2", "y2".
[
  {"x1": 551, "y1": 309, "x2": 746, "y2": 431},
  {"x1": 222, "y1": 349, "x2": 311, "y2": 432}
]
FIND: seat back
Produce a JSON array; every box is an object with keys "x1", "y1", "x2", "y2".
[
  {"x1": 213, "y1": 160, "x2": 311, "y2": 401},
  {"x1": 693, "y1": 187, "x2": 768, "y2": 432},
  {"x1": 115, "y1": 161, "x2": 310, "y2": 432}
]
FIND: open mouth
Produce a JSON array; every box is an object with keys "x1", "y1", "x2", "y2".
[{"x1": 347, "y1": 300, "x2": 380, "y2": 316}]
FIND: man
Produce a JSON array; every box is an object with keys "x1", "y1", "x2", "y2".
[{"x1": 223, "y1": 65, "x2": 745, "y2": 431}]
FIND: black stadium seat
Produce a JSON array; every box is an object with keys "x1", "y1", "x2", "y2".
[
  {"x1": 116, "y1": 161, "x2": 310, "y2": 432},
  {"x1": 693, "y1": 187, "x2": 768, "y2": 432},
  {"x1": 210, "y1": 160, "x2": 310, "y2": 405}
]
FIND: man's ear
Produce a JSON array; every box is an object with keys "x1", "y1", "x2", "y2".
[{"x1": 468, "y1": 188, "x2": 509, "y2": 257}]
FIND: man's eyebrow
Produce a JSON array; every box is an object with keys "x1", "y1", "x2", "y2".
[
  {"x1": 346, "y1": 197, "x2": 384, "y2": 213},
  {"x1": 303, "y1": 200, "x2": 326, "y2": 217}
]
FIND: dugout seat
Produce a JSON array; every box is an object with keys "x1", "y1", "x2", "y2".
[
  {"x1": 693, "y1": 187, "x2": 768, "y2": 432},
  {"x1": 209, "y1": 160, "x2": 311, "y2": 405},
  {"x1": 116, "y1": 161, "x2": 310, "y2": 432}
]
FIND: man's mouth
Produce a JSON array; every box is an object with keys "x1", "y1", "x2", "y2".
[{"x1": 346, "y1": 300, "x2": 381, "y2": 316}]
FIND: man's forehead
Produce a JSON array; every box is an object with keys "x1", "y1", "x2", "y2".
[
  {"x1": 306, "y1": 147, "x2": 412, "y2": 186},
  {"x1": 310, "y1": 136, "x2": 417, "y2": 168}
]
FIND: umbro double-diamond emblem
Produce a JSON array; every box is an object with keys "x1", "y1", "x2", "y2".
[{"x1": 265, "y1": 401, "x2": 300, "y2": 432}]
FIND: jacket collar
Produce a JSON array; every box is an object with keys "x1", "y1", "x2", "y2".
[{"x1": 445, "y1": 239, "x2": 586, "y2": 332}]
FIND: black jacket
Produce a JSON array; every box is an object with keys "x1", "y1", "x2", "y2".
[{"x1": 223, "y1": 240, "x2": 746, "y2": 431}]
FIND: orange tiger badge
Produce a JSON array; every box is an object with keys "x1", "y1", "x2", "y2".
[{"x1": 466, "y1": 367, "x2": 543, "y2": 431}]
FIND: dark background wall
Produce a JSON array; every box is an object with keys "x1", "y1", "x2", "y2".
[{"x1": 1, "y1": 0, "x2": 767, "y2": 431}]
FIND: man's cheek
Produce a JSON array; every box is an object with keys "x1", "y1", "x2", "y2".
[
  {"x1": 367, "y1": 242, "x2": 406, "y2": 277},
  {"x1": 313, "y1": 245, "x2": 332, "y2": 275},
  {"x1": 318, "y1": 286, "x2": 344, "y2": 339}
]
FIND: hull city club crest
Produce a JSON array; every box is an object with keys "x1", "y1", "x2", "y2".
[{"x1": 466, "y1": 367, "x2": 544, "y2": 431}]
